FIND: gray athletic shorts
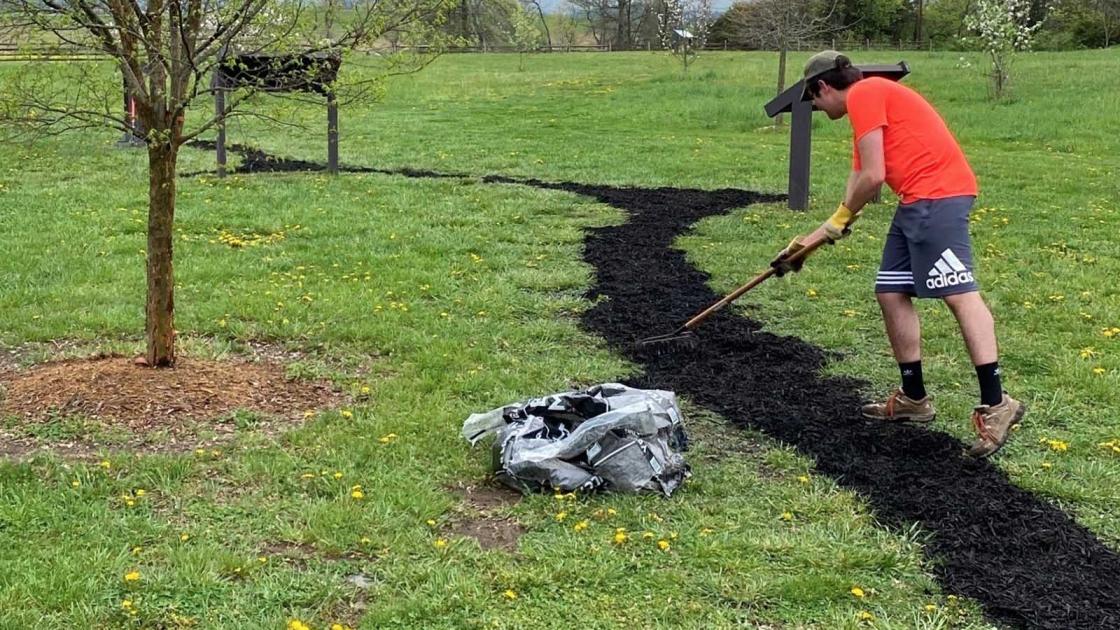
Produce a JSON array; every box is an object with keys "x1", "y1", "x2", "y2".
[{"x1": 875, "y1": 195, "x2": 979, "y2": 298}]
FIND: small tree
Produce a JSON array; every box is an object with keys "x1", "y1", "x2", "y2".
[
  {"x1": 522, "y1": 0, "x2": 553, "y2": 49},
  {"x1": 1091, "y1": 0, "x2": 1120, "y2": 46},
  {"x1": 657, "y1": 0, "x2": 713, "y2": 76},
  {"x1": 0, "y1": 0, "x2": 453, "y2": 367},
  {"x1": 509, "y1": 4, "x2": 544, "y2": 69},
  {"x1": 965, "y1": 0, "x2": 1048, "y2": 99},
  {"x1": 556, "y1": 9, "x2": 582, "y2": 49},
  {"x1": 721, "y1": 0, "x2": 841, "y2": 125}
]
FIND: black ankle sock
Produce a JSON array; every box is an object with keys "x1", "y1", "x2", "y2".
[
  {"x1": 899, "y1": 360, "x2": 926, "y2": 400},
  {"x1": 976, "y1": 362, "x2": 1003, "y2": 406}
]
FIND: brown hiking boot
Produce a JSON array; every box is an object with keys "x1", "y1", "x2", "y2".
[
  {"x1": 967, "y1": 393, "x2": 1027, "y2": 458},
  {"x1": 861, "y1": 388, "x2": 936, "y2": 423}
]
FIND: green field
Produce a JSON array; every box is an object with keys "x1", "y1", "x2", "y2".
[{"x1": 0, "y1": 49, "x2": 1118, "y2": 628}]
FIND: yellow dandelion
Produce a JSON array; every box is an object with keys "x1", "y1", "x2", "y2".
[
  {"x1": 360, "y1": 537, "x2": 371, "y2": 544},
  {"x1": 288, "y1": 620, "x2": 311, "y2": 630},
  {"x1": 303, "y1": 410, "x2": 315, "y2": 419},
  {"x1": 642, "y1": 531, "x2": 655, "y2": 540},
  {"x1": 71, "y1": 480, "x2": 81, "y2": 488},
  {"x1": 850, "y1": 586, "x2": 865, "y2": 598},
  {"x1": 606, "y1": 508, "x2": 617, "y2": 516},
  {"x1": 806, "y1": 288, "x2": 818, "y2": 298},
  {"x1": 699, "y1": 528, "x2": 714, "y2": 536},
  {"x1": 924, "y1": 603, "x2": 937, "y2": 612},
  {"x1": 179, "y1": 533, "x2": 189, "y2": 542},
  {"x1": 1040, "y1": 438, "x2": 1069, "y2": 453},
  {"x1": 555, "y1": 511, "x2": 567, "y2": 522},
  {"x1": 351, "y1": 489, "x2": 365, "y2": 500},
  {"x1": 780, "y1": 511, "x2": 793, "y2": 521},
  {"x1": 797, "y1": 475, "x2": 809, "y2": 484},
  {"x1": 100, "y1": 460, "x2": 111, "y2": 470},
  {"x1": 503, "y1": 589, "x2": 518, "y2": 600},
  {"x1": 1093, "y1": 367, "x2": 1106, "y2": 375},
  {"x1": 259, "y1": 556, "x2": 268, "y2": 564},
  {"x1": 1080, "y1": 347, "x2": 1098, "y2": 359},
  {"x1": 573, "y1": 520, "x2": 589, "y2": 533},
  {"x1": 360, "y1": 386, "x2": 371, "y2": 396},
  {"x1": 657, "y1": 540, "x2": 670, "y2": 551},
  {"x1": 333, "y1": 471, "x2": 343, "y2": 479},
  {"x1": 123, "y1": 570, "x2": 141, "y2": 583},
  {"x1": 858, "y1": 611, "x2": 875, "y2": 622},
  {"x1": 131, "y1": 546, "x2": 143, "y2": 556},
  {"x1": 613, "y1": 531, "x2": 628, "y2": 545},
  {"x1": 134, "y1": 489, "x2": 145, "y2": 497},
  {"x1": 1041, "y1": 462, "x2": 1053, "y2": 470},
  {"x1": 426, "y1": 519, "x2": 437, "y2": 527},
  {"x1": 340, "y1": 410, "x2": 354, "y2": 419},
  {"x1": 378, "y1": 433, "x2": 398, "y2": 444},
  {"x1": 434, "y1": 538, "x2": 448, "y2": 550}
]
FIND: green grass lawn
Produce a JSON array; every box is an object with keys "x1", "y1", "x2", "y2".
[{"x1": 0, "y1": 49, "x2": 1118, "y2": 629}]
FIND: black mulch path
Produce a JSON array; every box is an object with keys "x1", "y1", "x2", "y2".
[{"x1": 183, "y1": 145, "x2": 1120, "y2": 629}]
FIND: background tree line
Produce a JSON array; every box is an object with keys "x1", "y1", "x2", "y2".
[{"x1": 435, "y1": 0, "x2": 1117, "y2": 50}]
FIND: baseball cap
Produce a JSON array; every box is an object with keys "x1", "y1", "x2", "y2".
[{"x1": 800, "y1": 50, "x2": 851, "y2": 101}]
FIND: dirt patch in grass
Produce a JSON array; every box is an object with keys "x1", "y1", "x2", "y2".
[
  {"x1": 448, "y1": 517, "x2": 525, "y2": 553},
  {"x1": 0, "y1": 354, "x2": 344, "y2": 458},
  {"x1": 446, "y1": 483, "x2": 525, "y2": 552},
  {"x1": 456, "y1": 482, "x2": 523, "y2": 512}
]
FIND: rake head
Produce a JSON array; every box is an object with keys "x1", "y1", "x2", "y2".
[{"x1": 635, "y1": 327, "x2": 697, "y2": 353}]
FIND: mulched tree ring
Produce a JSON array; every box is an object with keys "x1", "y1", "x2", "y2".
[{"x1": 0, "y1": 354, "x2": 345, "y2": 455}]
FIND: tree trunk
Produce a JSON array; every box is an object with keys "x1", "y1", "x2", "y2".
[
  {"x1": 145, "y1": 141, "x2": 178, "y2": 367},
  {"x1": 460, "y1": 0, "x2": 469, "y2": 41},
  {"x1": 533, "y1": 1, "x2": 552, "y2": 48},
  {"x1": 616, "y1": 0, "x2": 628, "y2": 49},
  {"x1": 914, "y1": 0, "x2": 923, "y2": 43}
]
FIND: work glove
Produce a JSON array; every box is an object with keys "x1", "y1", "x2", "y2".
[
  {"x1": 822, "y1": 203, "x2": 860, "y2": 241},
  {"x1": 770, "y1": 235, "x2": 808, "y2": 277}
]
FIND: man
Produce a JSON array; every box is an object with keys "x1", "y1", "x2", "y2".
[{"x1": 770, "y1": 50, "x2": 1026, "y2": 458}]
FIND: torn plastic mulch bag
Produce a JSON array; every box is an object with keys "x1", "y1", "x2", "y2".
[{"x1": 461, "y1": 383, "x2": 690, "y2": 496}]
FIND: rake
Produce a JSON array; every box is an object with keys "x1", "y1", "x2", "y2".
[{"x1": 637, "y1": 235, "x2": 830, "y2": 349}]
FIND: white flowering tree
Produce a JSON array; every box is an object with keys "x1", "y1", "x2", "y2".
[
  {"x1": 965, "y1": 0, "x2": 1049, "y2": 98},
  {"x1": 657, "y1": 0, "x2": 713, "y2": 76},
  {"x1": 0, "y1": 0, "x2": 454, "y2": 367}
]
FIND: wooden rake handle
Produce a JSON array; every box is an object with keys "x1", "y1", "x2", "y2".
[{"x1": 680, "y1": 235, "x2": 830, "y2": 331}]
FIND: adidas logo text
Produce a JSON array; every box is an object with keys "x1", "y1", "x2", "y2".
[{"x1": 926, "y1": 248, "x2": 974, "y2": 290}]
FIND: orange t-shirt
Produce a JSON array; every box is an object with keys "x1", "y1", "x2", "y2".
[{"x1": 848, "y1": 77, "x2": 977, "y2": 204}]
